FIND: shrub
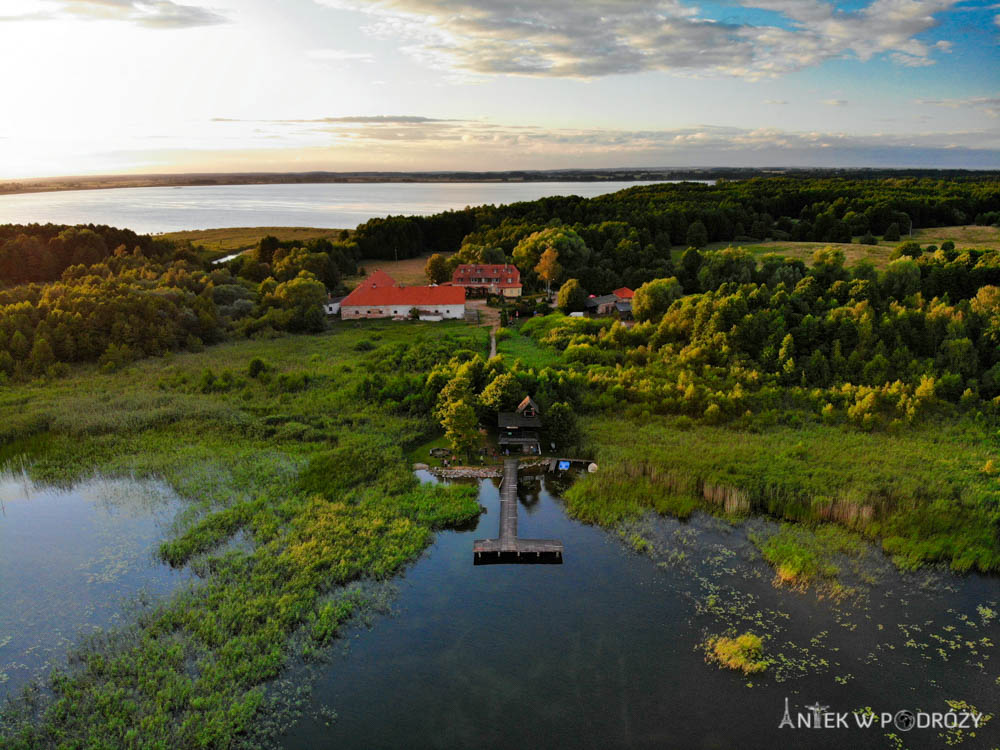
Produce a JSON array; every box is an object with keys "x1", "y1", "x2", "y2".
[{"x1": 247, "y1": 357, "x2": 269, "y2": 378}]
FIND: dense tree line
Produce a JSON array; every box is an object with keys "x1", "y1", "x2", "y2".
[
  {"x1": 0, "y1": 224, "x2": 169, "y2": 284},
  {"x1": 350, "y1": 178, "x2": 1000, "y2": 280},
  {"x1": 227, "y1": 233, "x2": 357, "y2": 289},
  {"x1": 0, "y1": 225, "x2": 360, "y2": 380}
]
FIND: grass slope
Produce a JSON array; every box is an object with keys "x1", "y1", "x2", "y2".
[
  {"x1": 688, "y1": 225, "x2": 1000, "y2": 269},
  {"x1": 161, "y1": 227, "x2": 349, "y2": 260},
  {"x1": 345, "y1": 252, "x2": 456, "y2": 289}
]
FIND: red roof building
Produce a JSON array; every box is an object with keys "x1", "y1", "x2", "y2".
[
  {"x1": 612, "y1": 287, "x2": 634, "y2": 299},
  {"x1": 356, "y1": 268, "x2": 398, "y2": 289},
  {"x1": 341, "y1": 270, "x2": 466, "y2": 320},
  {"x1": 452, "y1": 264, "x2": 522, "y2": 297}
]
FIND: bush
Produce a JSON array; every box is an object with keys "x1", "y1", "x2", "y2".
[{"x1": 247, "y1": 357, "x2": 269, "y2": 378}]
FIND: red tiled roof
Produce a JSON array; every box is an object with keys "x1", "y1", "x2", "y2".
[
  {"x1": 365, "y1": 269, "x2": 397, "y2": 287},
  {"x1": 342, "y1": 269, "x2": 400, "y2": 306},
  {"x1": 613, "y1": 287, "x2": 634, "y2": 299},
  {"x1": 342, "y1": 284, "x2": 466, "y2": 308},
  {"x1": 452, "y1": 263, "x2": 522, "y2": 288}
]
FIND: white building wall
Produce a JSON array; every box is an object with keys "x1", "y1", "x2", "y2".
[{"x1": 341, "y1": 304, "x2": 465, "y2": 320}]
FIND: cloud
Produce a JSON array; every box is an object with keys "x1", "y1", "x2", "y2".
[
  {"x1": 313, "y1": 0, "x2": 958, "y2": 78},
  {"x1": 213, "y1": 115, "x2": 450, "y2": 124},
  {"x1": 0, "y1": 0, "x2": 227, "y2": 28},
  {"x1": 209, "y1": 113, "x2": 1000, "y2": 162},
  {"x1": 764, "y1": 99, "x2": 788, "y2": 104},
  {"x1": 916, "y1": 95, "x2": 1000, "y2": 117},
  {"x1": 824, "y1": 99, "x2": 848, "y2": 106},
  {"x1": 306, "y1": 49, "x2": 375, "y2": 62}
]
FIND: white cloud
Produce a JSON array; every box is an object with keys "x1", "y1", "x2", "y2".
[
  {"x1": 306, "y1": 49, "x2": 375, "y2": 62},
  {"x1": 824, "y1": 99, "x2": 849, "y2": 106},
  {"x1": 0, "y1": 0, "x2": 227, "y2": 28},
  {"x1": 208, "y1": 113, "x2": 1000, "y2": 158},
  {"x1": 917, "y1": 96, "x2": 1000, "y2": 117},
  {"x1": 313, "y1": 0, "x2": 958, "y2": 78}
]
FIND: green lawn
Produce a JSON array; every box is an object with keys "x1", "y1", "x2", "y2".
[
  {"x1": 496, "y1": 330, "x2": 563, "y2": 369},
  {"x1": 670, "y1": 225, "x2": 1000, "y2": 269}
]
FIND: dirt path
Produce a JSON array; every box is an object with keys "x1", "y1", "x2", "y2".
[{"x1": 468, "y1": 300, "x2": 501, "y2": 357}]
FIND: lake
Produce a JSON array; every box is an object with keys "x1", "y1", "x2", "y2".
[
  {"x1": 0, "y1": 472, "x2": 190, "y2": 701},
  {"x1": 281, "y1": 470, "x2": 1000, "y2": 750},
  {"x1": 0, "y1": 181, "x2": 694, "y2": 234}
]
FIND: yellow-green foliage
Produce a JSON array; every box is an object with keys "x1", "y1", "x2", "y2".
[
  {"x1": 750, "y1": 524, "x2": 865, "y2": 587},
  {"x1": 705, "y1": 633, "x2": 769, "y2": 674},
  {"x1": 564, "y1": 471, "x2": 698, "y2": 526}
]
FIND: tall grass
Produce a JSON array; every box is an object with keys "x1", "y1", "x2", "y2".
[{"x1": 569, "y1": 415, "x2": 1000, "y2": 573}]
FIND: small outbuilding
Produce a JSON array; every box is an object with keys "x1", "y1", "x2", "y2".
[
  {"x1": 324, "y1": 296, "x2": 345, "y2": 316},
  {"x1": 585, "y1": 293, "x2": 619, "y2": 316},
  {"x1": 498, "y1": 396, "x2": 542, "y2": 454}
]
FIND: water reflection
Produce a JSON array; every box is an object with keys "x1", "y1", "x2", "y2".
[
  {"x1": 0, "y1": 182, "x2": 693, "y2": 234},
  {"x1": 282, "y1": 472, "x2": 1000, "y2": 750},
  {"x1": 0, "y1": 472, "x2": 190, "y2": 699}
]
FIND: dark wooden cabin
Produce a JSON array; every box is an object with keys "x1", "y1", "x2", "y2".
[{"x1": 498, "y1": 396, "x2": 541, "y2": 454}]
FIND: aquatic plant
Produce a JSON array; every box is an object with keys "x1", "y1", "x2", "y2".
[{"x1": 704, "y1": 633, "x2": 769, "y2": 675}]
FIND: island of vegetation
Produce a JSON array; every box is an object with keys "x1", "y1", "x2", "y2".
[{"x1": 1, "y1": 175, "x2": 999, "y2": 747}]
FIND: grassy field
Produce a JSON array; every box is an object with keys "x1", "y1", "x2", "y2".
[
  {"x1": 685, "y1": 224, "x2": 1000, "y2": 268},
  {"x1": 161, "y1": 227, "x2": 350, "y2": 260},
  {"x1": 0, "y1": 320, "x2": 487, "y2": 749},
  {"x1": 496, "y1": 328, "x2": 564, "y2": 369},
  {"x1": 346, "y1": 252, "x2": 455, "y2": 288}
]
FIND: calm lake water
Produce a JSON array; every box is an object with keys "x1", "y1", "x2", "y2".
[
  {"x1": 282, "y1": 470, "x2": 1000, "y2": 750},
  {"x1": 0, "y1": 472, "x2": 189, "y2": 700},
  {"x1": 0, "y1": 182, "x2": 691, "y2": 234}
]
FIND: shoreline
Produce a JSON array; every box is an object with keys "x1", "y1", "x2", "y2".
[{"x1": 1, "y1": 166, "x2": 994, "y2": 197}]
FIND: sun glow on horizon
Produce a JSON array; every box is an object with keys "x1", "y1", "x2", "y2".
[{"x1": 0, "y1": 0, "x2": 997, "y2": 178}]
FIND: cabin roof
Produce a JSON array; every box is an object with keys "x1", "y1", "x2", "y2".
[
  {"x1": 516, "y1": 396, "x2": 539, "y2": 414},
  {"x1": 498, "y1": 412, "x2": 540, "y2": 429},
  {"x1": 585, "y1": 294, "x2": 618, "y2": 308}
]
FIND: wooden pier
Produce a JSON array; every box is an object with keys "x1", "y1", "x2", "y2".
[{"x1": 473, "y1": 458, "x2": 563, "y2": 564}]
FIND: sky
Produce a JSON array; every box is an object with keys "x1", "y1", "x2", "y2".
[{"x1": 0, "y1": 0, "x2": 997, "y2": 177}]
